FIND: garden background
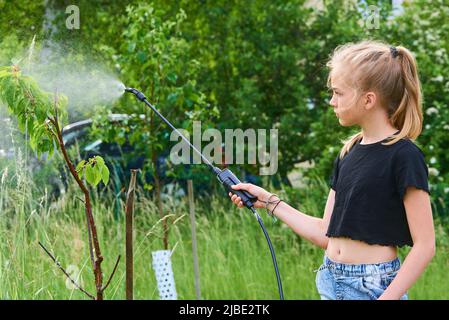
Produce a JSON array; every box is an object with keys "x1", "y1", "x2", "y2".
[{"x1": 0, "y1": 0, "x2": 448, "y2": 299}]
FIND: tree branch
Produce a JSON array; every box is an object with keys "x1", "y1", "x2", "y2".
[
  {"x1": 76, "y1": 196, "x2": 85, "y2": 204},
  {"x1": 102, "y1": 255, "x2": 121, "y2": 292},
  {"x1": 48, "y1": 116, "x2": 97, "y2": 271},
  {"x1": 38, "y1": 241, "x2": 95, "y2": 300}
]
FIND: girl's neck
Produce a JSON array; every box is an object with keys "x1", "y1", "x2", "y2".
[{"x1": 360, "y1": 127, "x2": 399, "y2": 145}]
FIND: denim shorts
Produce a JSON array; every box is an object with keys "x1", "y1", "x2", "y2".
[{"x1": 315, "y1": 255, "x2": 408, "y2": 300}]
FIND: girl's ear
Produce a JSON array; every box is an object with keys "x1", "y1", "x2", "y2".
[{"x1": 364, "y1": 92, "x2": 377, "y2": 110}]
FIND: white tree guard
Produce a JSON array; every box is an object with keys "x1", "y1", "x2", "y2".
[{"x1": 152, "y1": 250, "x2": 177, "y2": 300}]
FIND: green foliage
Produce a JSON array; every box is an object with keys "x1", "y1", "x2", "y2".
[
  {"x1": 0, "y1": 1, "x2": 45, "y2": 41},
  {"x1": 0, "y1": 65, "x2": 65, "y2": 158},
  {"x1": 0, "y1": 62, "x2": 109, "y2": 188},
  {"x1": 76, "y1": 156, "x2": 109, "y2": 187},
  {"x1": 0, "y1": 34, "x2": 26, "y2": 66}
]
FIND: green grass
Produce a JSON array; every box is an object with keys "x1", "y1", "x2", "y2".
[{"x1": 0, "y1": 163, "x2": 448, "y2": 299}]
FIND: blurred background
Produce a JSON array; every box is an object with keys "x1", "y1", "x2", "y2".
[{"x1": 0, "y1": 0, "x2": 448, "y2": 300}]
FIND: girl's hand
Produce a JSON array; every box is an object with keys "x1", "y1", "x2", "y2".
[{"x1": 228, "y1": 183, "x2": 276, "y2": 209}]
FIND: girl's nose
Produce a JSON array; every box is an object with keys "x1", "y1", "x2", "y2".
[{"x1": 329, "y1": 95, "x2": 337, "y2": 108}]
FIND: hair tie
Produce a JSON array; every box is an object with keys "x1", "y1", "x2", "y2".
[{"x1": 390, "y1": 46, "x2": 399, "y2": 58}]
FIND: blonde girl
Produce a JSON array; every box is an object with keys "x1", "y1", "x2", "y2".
[{"x1": 229, "y1": 40, "x2": 435, "y2": 300}]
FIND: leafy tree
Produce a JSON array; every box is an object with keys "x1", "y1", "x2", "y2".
[{"x1": 0, "y1": 1, "x2": 45, "y2": 41}]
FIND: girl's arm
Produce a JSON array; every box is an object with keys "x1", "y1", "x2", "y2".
[
  {"x1": 230, "y1": 184, "x2": 336, "y2": 249},
  {"x1": 378, "y1": 186, "x2": 436, "y2": 300},
  {"x1": 270, "y1": 188, "x2": 335, "y2": 249}
]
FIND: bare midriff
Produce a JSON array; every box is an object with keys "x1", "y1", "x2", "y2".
[{"x1": 326, "y1": 237, "x2": 398, "y2": 264}]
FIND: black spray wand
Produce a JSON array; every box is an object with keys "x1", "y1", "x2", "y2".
[{"x1": 125, "y1": 87, "x2": 284, "y2": 300}]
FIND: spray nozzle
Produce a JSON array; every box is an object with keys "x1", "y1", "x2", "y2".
[{"x1": 125, "y1": 87, "x2": 147, "y2": 101}]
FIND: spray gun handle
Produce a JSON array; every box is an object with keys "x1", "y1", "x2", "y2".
[{"x1": 217, "y1": 168, "x2": 258, "y2": 208}]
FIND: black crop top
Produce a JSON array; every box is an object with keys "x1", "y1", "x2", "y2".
[{"x1": 326, "y1": 134, "x2": 430, "y2": 247}]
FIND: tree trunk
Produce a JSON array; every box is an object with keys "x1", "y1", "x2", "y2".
[{"x1": 50, "y1": 116, "x2": 104, "y2": 300}]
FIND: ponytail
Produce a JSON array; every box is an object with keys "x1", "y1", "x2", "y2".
[{"x1": 389, "y1": 46, "x2": 423, "y2": 142}]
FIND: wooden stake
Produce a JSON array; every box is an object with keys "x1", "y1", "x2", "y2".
[
  {"x1": 125, "y1": 169, "x2": 138, "y2": 300},
  {"x1": 187, "y1": 180, "x2": 201, "y2": 299}
]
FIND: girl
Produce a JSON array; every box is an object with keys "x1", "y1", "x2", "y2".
[{"x1": 228, "y1": 40, "x2": 435, "y2": 300}]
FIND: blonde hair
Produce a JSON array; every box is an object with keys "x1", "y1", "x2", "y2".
[{"x1": 327, "y1": 40, "x2": 423, "y2": 159}]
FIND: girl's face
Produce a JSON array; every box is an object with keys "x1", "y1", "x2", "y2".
[{"x1": 329, "y1": 74, "x2": 364, "y2": 127}]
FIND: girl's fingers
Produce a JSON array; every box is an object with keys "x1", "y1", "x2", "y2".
[
  {"x1": 228, "y1": 192, "x2": 243, "y2": 208},
  {"x1": 231, "y1": 183, "x2": 249, "y2": 191}
]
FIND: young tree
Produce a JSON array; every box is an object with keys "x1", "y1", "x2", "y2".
[{"x1": 0, "y1": 64, "x2": 118, "y2": 300}]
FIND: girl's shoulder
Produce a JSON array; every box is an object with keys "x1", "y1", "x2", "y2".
[
  {"x1": 391, "y1": 138, "x2": 427, "y2": 167},
  {"x1": 393, "y1": 138, "x2": 425, "y2": 157}
]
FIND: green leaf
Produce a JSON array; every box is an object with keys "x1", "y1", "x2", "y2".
[
  {"x1": 93, "y1": 167, "x2": 102, "y2": 186},
  {"x1": 167, "y1": 92, "x2": 178, "y2": 104},
  {"x1": 101, "y1": 164, "x2": 110, "y2": 185},
  {"x1": 76, "y1": 160, "x2": 86, "y2": 175},
  {"x1": 91, "y1": 156, "x2": 109, "y2": 185},
  {"x1": 166, "y1": 73, "x2": 178, "y2": 84},
  {"x1": 95, "y1": 156, "x2": 105, "y2": 166},
  {"x1": 137, "y1": 51, "x2": 147, "y2": 63},
  {"x1": 127, "y1": 42, "x2": 136, "y2": 53},
  {"x1": 144, "y1": 183, "x2": 153, "y2": 191},
  {"x1": 85, "y1": 164, "x2": 96, "y2": 186},
  {"x1": 86, "y1": 157, "x2": 103, "y2": 187}
]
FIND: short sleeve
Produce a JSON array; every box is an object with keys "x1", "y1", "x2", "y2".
[
  {"x1": 329, "y1": 155, "x2": 340, "y2": 191},
  {"x1": 394, "y1": 143, "x2": 430, "y2": 200}
]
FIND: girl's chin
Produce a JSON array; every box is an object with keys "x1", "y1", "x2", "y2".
[{"x1": 338, "y1": 117, "x2": 352, "y2": 127}]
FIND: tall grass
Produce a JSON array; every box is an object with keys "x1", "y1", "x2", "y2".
[{"x1": 0, "y1": 160, "x2": 448, "y2": 299}]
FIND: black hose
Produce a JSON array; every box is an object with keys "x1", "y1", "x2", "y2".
[{"x1": 252, "y1": 207, "x2": 284, "y2": 300}]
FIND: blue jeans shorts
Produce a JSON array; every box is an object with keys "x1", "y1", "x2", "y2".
[{"x1": 315, "y1": 255, "x2": 408, "y2": 300}]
